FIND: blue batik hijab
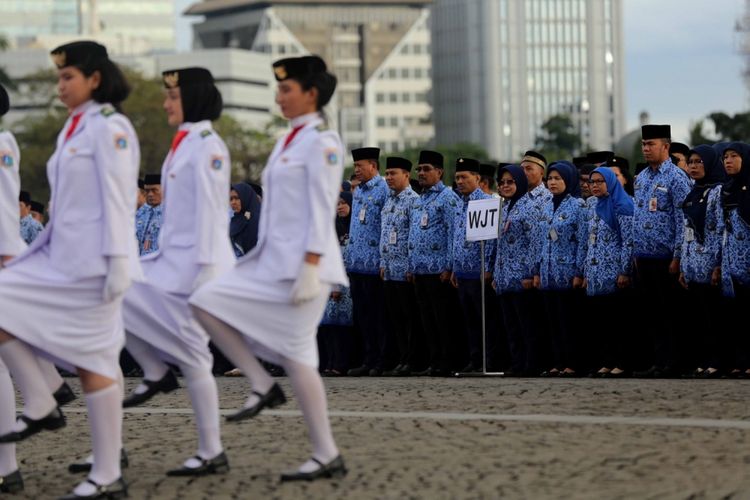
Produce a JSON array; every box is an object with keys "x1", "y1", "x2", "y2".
[
  {"x1": 593, "y1": 166, "x2": 634, "y2": 232},
  {"x1": 547, "y1": 160, "x2": 578, "y2": 210},
  {"x1": 499, "y1": 164, "x2": 528, "y2": 212},
  {"x1": 682, "y1": 145, "x2": 726, "y2": 244},
  {"x1": 721, "y1": 142, "x2": 750, "y2": 227}
]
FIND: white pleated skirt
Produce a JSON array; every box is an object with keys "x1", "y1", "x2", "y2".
[
  {"x1": 189, "y1": 271, "x2": 330, "y2": 368},
  {"x1": 0, "y1": 249, "x2": 123, "y2": 380},
  {"x1": 123, "y1": 281, "x2": 212, "y2": 370}
]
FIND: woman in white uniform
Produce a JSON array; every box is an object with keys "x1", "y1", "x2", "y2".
[
  {"x1": 190, "y1": 55, "x2": 348, "y2": 481},
  {"x1": 0, "y1": 41, "x2": 140, "y2": 499},
  {"x1": 121, "y1": 67, "x2": 233, "y2": 477}
]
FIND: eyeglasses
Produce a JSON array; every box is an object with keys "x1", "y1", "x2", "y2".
[
  {"x1": 587, "y1": 179, "x2": 606, "y2": 185},
  {"x1": 498, "y1": 180, "x2": 515, "y2": 186}
]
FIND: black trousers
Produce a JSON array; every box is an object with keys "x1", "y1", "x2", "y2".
[
  {"x1": 349, "y1": 273, "x2": 387, "y2": 370},
  {"x1": 635, "y1": 257, "x2": 680, "y2": 369},
  {"x1": 317, "y1": 324, "x2": 353, "y2": 373},
  {"x1": 542, "y1": 289, "x2": 580, "y2": 371},
  {"x1": 728, "y1": 280, "x2": 750, "y2": 370},
  {"x1": 588, "y1": 293, "x2": 628, "y2": 369},
  {"x1": 683, "y1": 282, "x2": 725, "y2": 369},
  {"x1": 413, "y1": 274, "x2": 454, "y2": 371},
  {"x1": 457, "y1": 278, "x2": 500, "y2": 370},
  {"x1": 499, "y1": 290, "x2": 541, "y2": 374},
  {"x1": 383, "y1": 280, "x2": 418, "y2": 367}
]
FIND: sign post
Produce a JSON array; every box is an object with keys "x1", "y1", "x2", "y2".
[{"x1": 460, "y1": 197, "x2": 503, "y2": 377}]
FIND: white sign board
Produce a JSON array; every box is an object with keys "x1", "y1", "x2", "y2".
[{"x1": 466, "y1": 197, "x2": 502, "y2": 242}]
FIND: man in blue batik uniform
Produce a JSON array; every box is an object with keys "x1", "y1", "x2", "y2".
[
  {"x1": 632, "y1": 124, "x2": 692, "y2": 378},
  {"x1": 379, "y1": 157, "x2": 419, "y2": 376},
  {"x1": 135, "y1": 173, "x2": 163, "y2": 256},
  {"x1": 407, "y1": 150, "x2": 461, "y2": 376},
  {"x1": 18, "y1": 191, "x2": 43, "y2": 244},
  {"x1": 345, "y1": 147, "x2": 390, "y2": 376},
  {"x1": 451, "y1": 157, "x2": 500, "y2": 373}
]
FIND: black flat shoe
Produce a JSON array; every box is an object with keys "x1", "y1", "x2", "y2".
[
  {"x1": 54, "y1": 382, "x2": 77, "y2": 406},
  {"x1": 280, "y1": 455, "x2": 347, "y2": 482},
  {"x1": 0, "y1": 407, "x2": 66, "y2": 443},
  {"x1": 68, "y1": 449, "x2": 129, "y2": 474},
  {"x1": 122, "y1": 370, "x2": 179, "y2": 408},
  {"x1": 166, "y1": 451, "x2": 229, "y2": 477},
  {"x1": 226, "y1": 383, "x2": 286, "y2": 422},
  {"x1": 57, "y1": 477, "x2": 127, "y2": 499},
  {"x1": 0, "y1": 469, "x2": 24, "y2": 493}
]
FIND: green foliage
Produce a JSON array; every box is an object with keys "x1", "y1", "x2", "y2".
[
  {"x1": 534, "y1": 114, "x2": 582, "y2": 161},
  {"x1": 689, "y1": 111, "x2": 750, "y2": 145}
]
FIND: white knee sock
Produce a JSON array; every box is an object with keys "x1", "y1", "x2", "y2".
[
  {"x1": 38, "y1": 357, "x2": 64, "y2": 393},
  {"x1": 181, "y1": 364, "x2": 223, "y2": 462},
  {"x1": 193, "y1": 307, "x2": 274, "y2": 406},
  {"x1": 281, "y1": 357, "x2": 339, "y2": 472},
  {"x1": 0, "y1": 340, "x2": 56, "y2": 420},
  {"x1": 85, "y1": 384, "x2": 122, "y2": 485},
  {"x1": 0, "y1": 363, "x2": 17, "y2": 476},
  {"x1": 124, "y1": 334, "x2": 168, "y2": 394}
]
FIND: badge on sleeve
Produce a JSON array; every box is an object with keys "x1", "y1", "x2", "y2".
[
  {"x1": 114, "y1": 134, "x2": 128, "y2": 150},
  {"x1": 0, "y1": 151, "x2": 13, "y2": 167},
  {"x1": 325, "y1": 147, "x2": 338, "y2": 166},
  {"x1": 210, "y1": 155, "x2": 223, "y2": 170}
]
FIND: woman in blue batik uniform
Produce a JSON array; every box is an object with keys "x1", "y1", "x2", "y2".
[
  {"x1": 678, "y1": 145, "x2": 726, "y2": 377},
  {"x1": 719, "y1": 142, "x2": 750, "y2": 377},
  {"x1": 533, "y1": 161, "x2": 587, "y2": 377},
  {"x1": 583, "y1": 167, "x2": 634, "y2": 377}
]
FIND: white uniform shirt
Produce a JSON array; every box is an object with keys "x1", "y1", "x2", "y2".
[
  {"x1": 141, "y1": 120, "x2": 234, "y2": 294},
  {"x1": 0, "y1": 129, "x2": 24, "y2": 257},
  {"x1": 241, "y1": 112, "x2": 347, "y2": 287},
  {"x1": 8, "y1": 100, "x2": 143, "y2": 281}
]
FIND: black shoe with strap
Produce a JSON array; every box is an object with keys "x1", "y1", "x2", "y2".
[
  {"x1": 54, "y1": 382, "x2": 77, "y2": 406},
  {"x1": 0, "y1": 407, "x2": 66, "y2": 443},
  {"x1": 166, "y1": 452, "x2": 229, "y2": 477},
  {"x1": 122, "y1": 370, "x2": 179, "y2": 408},
  {"x1": 280, "y1": 455, "x2": 348, "y2": 482},
  {"x1": 57, "y1": 477, "x2": 128, "y2": 499},
  {"x1": 68, "y1": 449, "x2": 129, "y2": 474},
  {"x1": 226, "y1": 383, "x2": 286, "y2": 422},
  {"x1": 0, "y1": 469, "x2": 24, "y2": 494}
]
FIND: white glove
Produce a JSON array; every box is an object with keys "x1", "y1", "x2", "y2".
[
  {"x1": 192, "y1": 264, "x2": 218, "y2": 291},
  {"x1": 103, "y1": 256, "x2": 131, "y2": 302},
  {"x1": 291, "y1": 262, "x2": 321, "y2": 305}
]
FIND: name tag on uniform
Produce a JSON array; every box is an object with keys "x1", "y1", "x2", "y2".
[
  {"x1": 649, "y1": 197, "x2": 658, "y2": 212},
  {"x1": 389, "y1": 230, "x2": 397, "y2": 245},
  {"x1": 684, "y1": 227, "x2": 695, "y2": 242},
  {"x1": 358, "y1": 208, "x2": 366, "y2": 223},
  {"x1": 503, "y1": 220, "x2": 511, "y2": 233},
  {"x1": 420, "y1": 212, "x2": 429, "y2": 228},
  {"x1": 549, "y1": 228, "x2": 559, "y2": 242},
  {"x1": 589, "y1": 233, "x2": 596, "y2": 245}
]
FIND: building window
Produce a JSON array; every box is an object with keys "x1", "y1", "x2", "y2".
[
  {"x1": 390, "y1": 141, "x2": 400, "y2": 151},
  {"x1": 376, "y1": 93, "x2": 385, "y2": 103},
  {"x1": 415, "y1": 93, "x2": 427, "y2": 103},
  {"x1": 400, "y1": 44, "x2": 410, "y2": 54},
  {"x1": 389, "y1": 93, "x2": 398, "y2": 103},
  {"x1": 377, "y1": 117, "x2": 386, "y2": 127},
  {"x1": 413, "y1": 44, "x2": 422, "y2": 54},
  {"x1": 402, "y1": 92, "x2": 411, "y2": 103},
  {"x1": 414, "y1": 68, "x2": 424, "y2": 78},
  {"x1": 388, "y1": 68, "x2": 397, "y2": 78},
  {"x1": 401, "y1": 68, "x2": 410, "y2": 78}
]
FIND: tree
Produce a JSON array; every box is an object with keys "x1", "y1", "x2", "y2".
[
  {"x1": 534, "y1": 114, "x2": 582, "y2": 161},
  {"x1": 0, "y1": 34, "x2": 12, "y2": 88},
  {"x1": 11, "y1": 68, "x2": 276, "y2": 202},
  {"x1": 688, "y1": 111, "x2": 750, "y2": 145}
]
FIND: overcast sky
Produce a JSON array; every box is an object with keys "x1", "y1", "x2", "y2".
[{"x1": 175, "y1": 0, "x2": 748, "y2": 143}]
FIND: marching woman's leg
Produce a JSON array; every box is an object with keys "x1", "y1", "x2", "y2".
[
  {"x1": 0, "y1": 360, "x2": 23, "y2": 493},
  {"x1": 192, "y1": 306, "x2": 279, "y2": 417},
  {"x1": 38, "y1": 357, "x2": 77, "y2": 406},
  {"x1": 0, "y1": 333, "x2": 63, "y2": 441},
  {"x1": 122, "y1": 333, "x2": 176, "y2": 406}
]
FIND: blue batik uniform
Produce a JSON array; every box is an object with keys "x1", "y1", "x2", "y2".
[
  {"x1": 527, "y1": 183, "x2": 553, "y2": 216},
  {"x1": 584, "y1": 210, "x2": 634, "y2": 296},
  {"x1": 345, "y1": 175, "x2": 389, "y2": 274},
  {"x1": 494, "y1": 194, "x2": 542, "y2": 293},
  {"x1": 19, "y1": 214, "x2": 43, "y2": 244},
  {"x1": 379, "y1": 187, "x2": 418, "y2": 281},
  {"x1": 633, "y1": 159, "x2": 692, "y2": 259},
  {"x1": 135, "y1": 203, "x2": 162, "y2": 256},
  {"x1": 721, "y1": 207, "x2": 750, "y2": 288},
  {"x1": 452, "y1": 188, "x2": 496, "y2": 279},
  {"x1": 407, "y1": 181, "x2": 460, "y2": 275},
  {"x1": 536, "y1": 195, "x2": 588, "y2": 290},
  {"x1": 681, "y1": 186, "x2": 723, "y2": 285}
]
